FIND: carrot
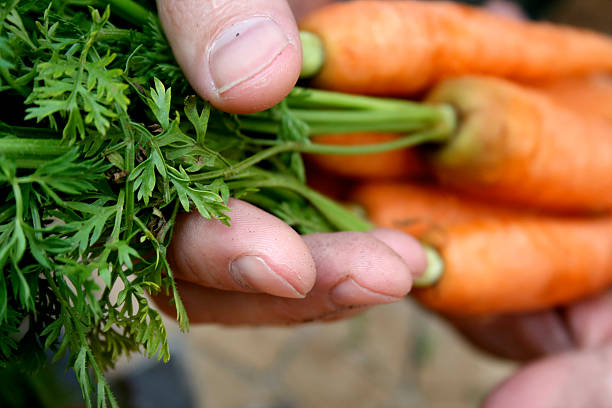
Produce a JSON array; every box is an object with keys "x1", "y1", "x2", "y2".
[
  {"x1": 305, "y1": 76, "x2": 612, "y2": 188},
  {"x1": 424, "y1": 76, "x2": 612, "y2": 213},
  {"x1": 299, "y1": 1, "x2": 612, "y2": 96},
  {"x1": 529, "y1": 74, "x2": 612, "y2": 122},
  {"x1": 352, "y1": 182, "x2": 612, "y2": 316},
  {"x1": 307, "y1": 132, "x2": 427, "y2": 179}
]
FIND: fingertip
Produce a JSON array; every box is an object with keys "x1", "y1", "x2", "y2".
[
  {"x1": 368, "y1": 228, "x2": 428, "y2": 277},
  {"x1": 168, "y1": 199, "x2": 316, "y2": 298},
  {"x1": 330, "y1": 278, "x2": 403, "y2": 306},
  {"x1": 303, "y1": 231, "x2": 414, "y2": 304},
  {"x1": 209, "y1": 41, "x2": 301, "y2": 113},
  {"x1": 159, "y1": 0, "x2": 302, "y2": 114},
  {"x1": 230, "y1": 254, "x2": 307, "y2": 299}
]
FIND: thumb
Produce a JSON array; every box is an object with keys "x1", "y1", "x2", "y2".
[{"x1": 157, "y1": 0, "x2": 302, "y2": 113}]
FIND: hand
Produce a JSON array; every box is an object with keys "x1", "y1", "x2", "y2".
[
  {"x1": 447, "y1": 290, "x2": 612, "y2": 407},
  {"x1": 155, "y1": 199, "x2": 426, "y2": 325},
  {"x1": 153, "y1": 1, "x2": 427, "y2": 325}
]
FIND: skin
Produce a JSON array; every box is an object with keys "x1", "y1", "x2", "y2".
[
  {"x1": 155, "y1": 0, "x2": 428, "y2": 325},
  {"x1": 449, "y1": 290, "x2": 612, "y2": 407},
  {"x1": 156, "y1": 0, "x2": 612, "y2": 406}
]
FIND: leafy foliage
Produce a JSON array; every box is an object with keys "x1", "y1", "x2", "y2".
[
  {"x1": 0, "y1": 1, "x2": 358, "y2": 406},
  {"x1": 0, "y1": 0, "x2": 426, "y2": 405}
]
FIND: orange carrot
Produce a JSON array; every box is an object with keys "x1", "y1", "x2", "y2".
[
  {"x1": 299, "y1": 1, "x2": 612, "y2": 96},
  {"x1": 424, "y1": 76, "x2": 612, "y2": 213},
  {"x1": 305, "y1": 76, "x2": 612, "y2": 187},
  {"x1": 352, "y1": 182, "x2": 612, "y2": 316},
  {"x1": 307, "y1": 132, "x2": 427, "y2": 179},
  {"x1": 529, "y1": 74, "x2": 612, "y2": 122}
]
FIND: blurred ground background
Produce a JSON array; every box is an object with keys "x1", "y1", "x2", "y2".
[
  {"x1": 101, "y1": 1, "x2": 612, "y2": 407},
  {"x1": 130, "y1": 300, "x2": 516, "y2": 408}
]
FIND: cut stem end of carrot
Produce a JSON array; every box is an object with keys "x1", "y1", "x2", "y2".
[
  {"x1": 299, "y1": 31, "x2": 325, "y2": 79},
  {"x1": 413, "y1": 245, "x2": 444, "y2": 288}
]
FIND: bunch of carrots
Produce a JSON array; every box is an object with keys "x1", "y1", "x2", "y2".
[{"x1": 298, "y1": 0, "x2": 612, "y2": 317}]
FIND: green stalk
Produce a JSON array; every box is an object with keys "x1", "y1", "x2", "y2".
[
  {"x1": 96, "y1": 28, "x2": 144, "y2": 43},
  {"x1": 228, "y1": 170, "x2": 372, "y2": 232},
  {"x1": 238, "y1": 118, "x2": 427, "y2": 135},
  {"x1": 192, "y1": 143, "x2": 292, "y2": 181},
  {"x1": 301, "y1": 126, "x2": 450, "y2": 154},
  {"x1": 0, "y1": 124, "x2": 59, "y2": 139},
  {"x1": 119, "y1": 111, "x2": 135, "y2": 239},
  {"x1": 104, "y1": 0, "x2": 153, "y2": 26},
  {"x1": 243, "y1": 86, "x2": 453, "y2": 136},
  {"x1": 0, "y1": 138, "x2": 71, "y2": 168},
  {"x1": 0, "y1": 67, "x2": 28, "y2": 97},
  {"x1": 290, "y1": 108, "x2": 440, "y2": 124},
  {"x1": 294, "y1": 184, "x2": 372, "y2": 231},
  {"x1": 192, "y1": 127, "x2": 450, "y2": 182},
  {"x1": 12, "y1": 158, "x2": 53, "y2": 168},
  {"x1": 288, "y1": 86, "x2": 442, "y2": 112}
]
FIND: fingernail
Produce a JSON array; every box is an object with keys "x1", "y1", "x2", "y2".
[
  {"x1": 231, "y1": 255, "x2": 304, "y2": 299},
  {"x1": 330, "y1": 278, "x2": 402, "y2": 306},
  {"x1": 209, "y1": 17, "x2": 290, "y2": 94}
]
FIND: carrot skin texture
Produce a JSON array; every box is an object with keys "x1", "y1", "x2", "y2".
[
  {"x1": 352, "y1": 183, "x2": 612, "y2": 316},
  {"x1": 425, "y1": 76, "x2": 612, "y2": 213},
  {"x1": 307, "y1": 132, "x2": 427, "y2": 179},
  {"x1": 299, "y1": 1, "x2": 612, "y2": 96},
  {"x1": 529, "y1": 74, "x2": 612, "y2": 122}
]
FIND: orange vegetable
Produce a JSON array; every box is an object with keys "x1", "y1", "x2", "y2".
[
  {"x1": 299, "y1": 1, "x2": 612, "y2": 96},
  {"x1": 353, "y1": 182, "x2": 612, "y2": 316},
  {"x1": 307, "y1": 132, "x2": 426, "y2": 179},
  {"x1": 529, "y1": 74, "x2": 612, "y2": 122},
  {"x1": 425, "y1": 76, "x2": 612, "y2": 213}
]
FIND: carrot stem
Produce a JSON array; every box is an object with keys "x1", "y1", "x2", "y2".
[
  {"x1": 226, "y1": 169, "x2": 373, "y2": 231},
  {"x1": 300, "y1": 31, "x2": 325, "y2": 78},
  {"x1": 287, "y1": 86, "x2": 440, "y2": 112},
  {"x1": 413, "y1": 245, "x2": 444, "y2": 288},
  {"x1": 239, "y1": 116, "x2": 434, "y2": 135},
  {"x1": 241, "y1": 97, "x2": 454, "y2": 136},
  {"x1": 291, "y1": 109, "x2": 438, "y2": 125},
  {"x1": 104, "y1": 0, "x2": 153, "y2": 26},
  {"x1": 192, "y1": 126, "x2": 449, "y2": 182},
  {"x1": 299, "y1": 126, "x2": 449, "y2": 154},
  {"x1": 0, "y1": 138, "x2": 71, "y2": 168}
]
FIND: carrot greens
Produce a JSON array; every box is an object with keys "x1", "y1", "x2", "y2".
[{"x1": 0, "y1": 1, "x2": 450, "y2": 406}]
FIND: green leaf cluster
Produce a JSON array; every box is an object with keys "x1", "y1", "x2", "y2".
[
  {"x1": 0, "y1": 0, "x2": 449, "y2": 406},
  {"x1": 0, "y1": 1, "x2": 347, "y2": 406}
]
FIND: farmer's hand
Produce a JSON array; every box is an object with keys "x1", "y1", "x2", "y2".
[{"x1": 447, "y1": 290, "x2": 612, "y2": 407}]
